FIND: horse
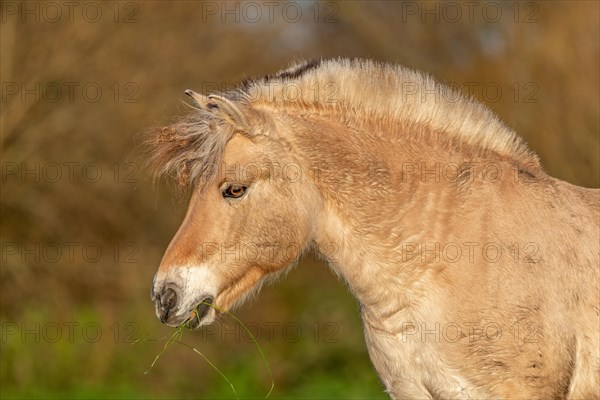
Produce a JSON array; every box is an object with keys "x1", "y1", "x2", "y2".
[{"x1": 146, "y1": 58, "x2": 599, "y2": 399}]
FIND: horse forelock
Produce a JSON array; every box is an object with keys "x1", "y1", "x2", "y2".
[{"x1": 144, "y1": 109, "x2": 234, "y2": 191}]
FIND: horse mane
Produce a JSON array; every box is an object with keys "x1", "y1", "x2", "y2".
[
  {"x1": 241, "y1": 58, "x2": 539, "y2": 167},
  {"x1": 145, "y1": 58, "x2": 539, "y2": 188}
]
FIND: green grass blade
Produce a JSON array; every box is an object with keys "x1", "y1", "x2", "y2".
[
  {"x1": 142, "y1": 326, "x2": 184, "y2": 374},
  {"x1": 201, "y1": 301, "x2": 275, "y2": 398},
  {"x1": 174, "y1": 340, "x2": 239, "y2": 400}
]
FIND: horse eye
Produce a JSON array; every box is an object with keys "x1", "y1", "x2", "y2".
[{"x1": 222, "y1": 184, "x2": 248, "y2": 199}]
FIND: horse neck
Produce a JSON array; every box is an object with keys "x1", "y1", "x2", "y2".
[{"x1": 288, "y1": 111, "x2": 513, "y2": 312}]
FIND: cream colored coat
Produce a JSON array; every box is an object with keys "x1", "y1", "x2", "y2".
[{"x1": 148, "y1": 59, "x2": 600, "y2": 399}]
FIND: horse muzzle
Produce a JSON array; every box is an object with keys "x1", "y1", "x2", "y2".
[{"x1": 151, "y1": 280, "x2": 215, "y2": 328}]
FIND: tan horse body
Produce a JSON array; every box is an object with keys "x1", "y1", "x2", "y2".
[{"x1": 147, "y1": 59, "x2": 599, "y2": 399}]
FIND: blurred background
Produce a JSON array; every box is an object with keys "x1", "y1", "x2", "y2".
[{"x1": 1, "y1": 1, "x2": 598, "y2": 398}]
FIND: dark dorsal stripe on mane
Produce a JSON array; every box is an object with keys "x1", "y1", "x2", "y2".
[
  {"x1": 269, "y1": 59, "x2": 323, "y2": 80},
  {"x1": 238, "y1": 59, "x2": 323, "y2": 92}
]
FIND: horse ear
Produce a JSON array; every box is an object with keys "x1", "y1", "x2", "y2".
[
  {"x1": 184, "y1": 90, "x2": 253, "y2": 133},
  {"x1": 184, "y1": 89, "x2": 210, "y2": 108},
  {"x1": 206, "y1": 94, "x2": 251, "y2": 132}
]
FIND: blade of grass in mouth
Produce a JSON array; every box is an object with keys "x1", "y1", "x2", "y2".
[{"x1": 200, "y1": 301, "x2": 275, "y2": 399}]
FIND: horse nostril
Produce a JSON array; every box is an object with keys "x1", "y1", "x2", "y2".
[
  {"x1": 162, "y1": 287, "x2": 178, "y2": 310},
  {"x1": 157, "y1": 287, "x2": 179, "y2": 324}
]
